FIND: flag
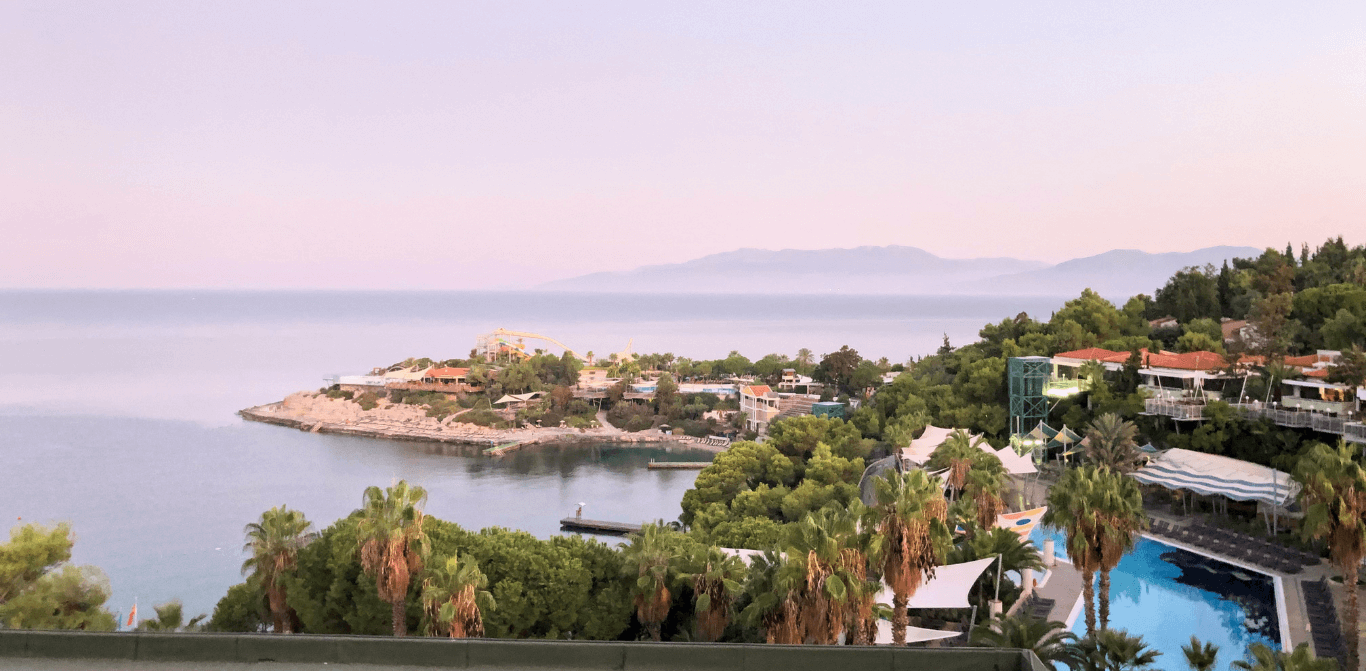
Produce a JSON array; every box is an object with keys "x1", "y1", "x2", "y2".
[{"x1": 126, "y1": 602, "x2": 137, "y2": 629}]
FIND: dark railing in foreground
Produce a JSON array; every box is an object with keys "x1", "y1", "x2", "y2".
[{"x1": 0, "y1": 630, "x2": 1047, "y2": 671}]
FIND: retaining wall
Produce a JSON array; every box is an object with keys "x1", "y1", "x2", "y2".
[{"x1": 0, "y1": 631, "x2": 1046, "y2": 671}]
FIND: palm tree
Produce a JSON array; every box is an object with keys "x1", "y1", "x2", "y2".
[
  {"x1": 1044, "y1": 465, "x2": 1146, "y2": 637},
  {"x1": 241, "y1": 505, "x2": 313, "y2": 633},
  {"x1": 620, "y1": 522, "x2": 678, "y2": 642},
  {"x1": 783, "y1": 506, "x2": 862, "y2": 645},
  {"x1": 927, "y1": 429, "x2": 1004, "y2": 502},
  {"x1": 1233, "y1": 643, "x2": 1335, "y2": 671},
  {"x1": 1073, "y1": 629, "x2": 1161, "y2": 671},
  {"x1": 865, "y1": 469, "x2": 951, "y2": 645},
  {"x1": 971, "y1": 614, "x2": 1078, "y2": 671},
  {"x1": 135, "y1": 600, "x2": 206, "y2": 632},
  {"x1": 796, "y1": 348, "x2": 815, "y2": 367},
  {"x1": 1295, "y1": 440, "x2": 1366, "y2": 671},
  {"x1": 739, "y1": 550, "x2": 802, "y2": 644},
  {"x1": 964, "y1": 467, "x2": 1008, "y2": 530},
  {"x1": 954, "y1": 526, "x2": 1046, "y2": 606},
  {"x1": 675, "y1": 545, "x2": 745, "y2": 642},
  {"x1": 356, "y1": 481, "x2": 430, "y2": 637},
  {"x1": 420, "y1": 553, "x2": 495, "y2": 638},
  {"x1": 1182, "y1": 636, "x2": 1220, "y2": 671},
  {"x1": 1084, "y1": 413, "x2": 1143, "y2": 474}
]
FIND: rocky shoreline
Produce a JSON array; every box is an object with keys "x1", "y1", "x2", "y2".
[{"x1": 238, "y1": 391, "x2": 726, "y2": 453}]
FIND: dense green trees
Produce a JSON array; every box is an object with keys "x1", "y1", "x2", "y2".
[
  {"x1": 0, "y1": 522, "x2": 116, "y2": 631},
  {"x1": 679, "y1": 416, "x2": 872, "y2": 549}
]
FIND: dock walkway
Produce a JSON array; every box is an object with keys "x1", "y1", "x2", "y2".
[{"x1": 559, "y1": 517, "x2": 642, "y2": 536}]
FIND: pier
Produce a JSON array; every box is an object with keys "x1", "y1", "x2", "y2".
[
  {"x1": 484, "y1": 441, "x2": 525, "y2": 456},
  {"x1": 646, "y1": 461, "x2": 712, "y2": 470},
  {"x1": 559, "y1": 517, "x2": 643, "y2": 536}
]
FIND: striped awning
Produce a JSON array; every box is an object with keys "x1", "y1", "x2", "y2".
[{"x1": 1130, "y1": 448, "x2": 1298, "y2": 505}]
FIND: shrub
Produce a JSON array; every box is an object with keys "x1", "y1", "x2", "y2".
[
  {"x1": 566, "y1": 415, "x2": 598, "y2": 429},
  {"x1": 606, "y1": 402, "x2": 654, "y2": 432},
  {"x1": 454, "y1": 410, "x2": 505, "y2": 428},
  {"x1": 324, "y1": 387, "x2": 354, "y2": 401},
  {"x1": 540, "y1": 409, "x2": 565, "y2": 428},
  {"x1": 355, "y1": 392, "x2": 380, "y2": 411}
]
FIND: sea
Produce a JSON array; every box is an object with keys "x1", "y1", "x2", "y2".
[{"x1": 0, "y1": 290, "x2": 1066, "y2": 621}]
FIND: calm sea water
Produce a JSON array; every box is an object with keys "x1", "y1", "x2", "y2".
[{"x1": 0, "y1": 290, "x2": 1065, "y2": 621}]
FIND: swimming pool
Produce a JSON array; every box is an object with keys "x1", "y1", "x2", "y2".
[{"x1": 1027, "y1": 528, "x2": 1285, "y2": 671}]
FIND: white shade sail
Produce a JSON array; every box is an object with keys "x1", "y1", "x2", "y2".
[
  {"x1": 874, "y1": 619, "x2": 964, "y2": 644},
  {"x1": 873, "y1": 556, "x2": 996, "y2": 610}
]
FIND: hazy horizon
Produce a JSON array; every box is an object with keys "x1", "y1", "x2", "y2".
[{"x1": 3, "y1": 2, "x2": 1364, "y2": 290}]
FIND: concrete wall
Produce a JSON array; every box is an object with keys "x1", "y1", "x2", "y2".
[{"x1": 0, "y1": 631, "x2": 1046, "y2": 671}]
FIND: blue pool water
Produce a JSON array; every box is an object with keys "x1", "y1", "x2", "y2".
[{"x1": 1027, "y1": 528, "x2": 1281, "y2": 671}]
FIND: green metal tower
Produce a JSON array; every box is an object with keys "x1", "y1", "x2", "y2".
[{"x1": 1008, "y1": 356, "x2": 1051, "y2": 438}]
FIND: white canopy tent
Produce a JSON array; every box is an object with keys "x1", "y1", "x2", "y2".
[
  {"x1": 900, "y1": 426, "x2": 986, "y2": 465},
  {"x1": 991, "y1": 446, "x2": 1037, "y2": 475},
  {"x1": 1130, "y1": 448, "x2": 1298, "y2": 506}
]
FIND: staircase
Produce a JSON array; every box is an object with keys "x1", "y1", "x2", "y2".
[{"x1": 774, "y1": 396, "x2": 816, "y2": 421}]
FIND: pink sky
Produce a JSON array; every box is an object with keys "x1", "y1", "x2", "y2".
[{"x1": 2, "y1": 2, "x2": 1364, "y2": 289}]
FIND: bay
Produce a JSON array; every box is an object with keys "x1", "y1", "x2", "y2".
[{"x1": 0, "y1": 290, "x2": 1066, "y2": 621}]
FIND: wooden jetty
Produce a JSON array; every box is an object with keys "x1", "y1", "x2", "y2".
[
  {"x1": 646, "y1": 461, "x2": 712, "y2": 470},
  {"x1": 559, "y1": 517, "x2": 642, "y2": 536},
  {"x1": 484, "y1": 441, "x2": 524, "y2": 456}
]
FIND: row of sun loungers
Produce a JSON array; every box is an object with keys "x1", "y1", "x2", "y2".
[
  {"x1": 1302, "y1": 578, "x2": 1348, "y2": 669},
  {"x1": 1021, "y1": 593, "x2": 1056, "y2": 621},
  {"x1": 1147, "y1": 520, "x2": 1321, "y2": 575}
]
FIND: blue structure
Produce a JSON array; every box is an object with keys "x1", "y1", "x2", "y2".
[{"x1": 811, "y1": 401, "x2": 846, "y2": 420}]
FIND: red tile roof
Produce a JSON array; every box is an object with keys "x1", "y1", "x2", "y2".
[
  {"x1": 1054, "y1": 347, "x2": 1228, "y2": 371},
  {"x1": 1053, "y1": 348, "x2": 1131, "y2": 364},
  {"x1": 1304, "y1": 368, "x2": 1329, "y2": 378},
  {"x1": 741, "y1": 385, "x2": 772, "y2": 396},
  {"x1": 427, "y1": 367, "x2": 470, "y2": 379},
  {"x1": 1283, "y1": 355, "x2": 1317, "y2": 367}
]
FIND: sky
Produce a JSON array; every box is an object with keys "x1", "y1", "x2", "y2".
[{"x1": 2, "y1": 1, "x2": 1364, "y2": 290}]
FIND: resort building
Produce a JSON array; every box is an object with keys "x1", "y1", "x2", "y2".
[
  {"x1": 1037, "y1": 348, "x2": 1366, "y2": 444},
  {"x1": 333, "y1": 375, "x2": 391, "y2": 393},
  {"x1": 776, "y1": 369, "x2": 822, "y2": 394},
  {"x1": 739, "y1": 385, "x2": 781, "y2": 433},
  {"x1": 577, "y1": 367, "x2": 611, "y2": 389}
]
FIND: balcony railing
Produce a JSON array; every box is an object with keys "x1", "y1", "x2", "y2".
[
  {"x1": 1144, "y1": 399, "x2": 1205, "y2": 421},
  {"x1": 1346, "y1": 423, "x2": 1366, "y2": 445}
]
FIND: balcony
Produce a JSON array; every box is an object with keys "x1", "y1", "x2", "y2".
[
  {"x1": 1144, "y1": 399, "x2": 1205, "y2": 421},
  {"x1": 1281, "y1": 397, "x2": 1352, "y2": 415},
  {"x1": 1346, "y1": 423, "x2": 1366, "y2": 445}
]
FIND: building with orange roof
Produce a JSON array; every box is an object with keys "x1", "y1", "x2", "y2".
[{"x1": 739, "y1": 384, "x2": 780, "y2": 433}]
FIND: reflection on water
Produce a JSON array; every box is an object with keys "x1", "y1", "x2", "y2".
[{"x1": 1162, "y1": 549, "x2": 1278, "y2": 643}]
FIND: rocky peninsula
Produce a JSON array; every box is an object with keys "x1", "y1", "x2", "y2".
[{"x1": 239, "y1": 391, "x2": 727, "y2": 453}]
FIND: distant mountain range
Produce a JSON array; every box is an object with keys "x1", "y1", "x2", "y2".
[{"x1": 540, "y1": 245, "x2": 1262, "y2": 299}]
